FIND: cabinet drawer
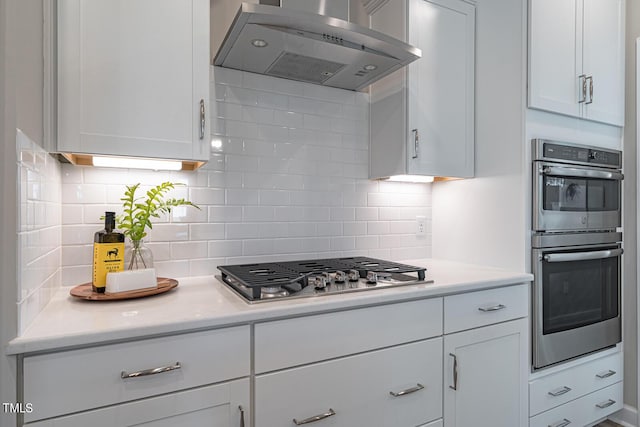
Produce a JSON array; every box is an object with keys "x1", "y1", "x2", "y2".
[
  {"x1": 444, "y1": 284, "x2": 528, "y2": 334},
  {"x1": 26, "y1": 378, "x2": 249, "y2": 427},
  {"x1": 529, "y1": 351, "x2": 622, "y2": 416},
  {"x1": 255, "y1": 338, "x2": 443, "y2": 427},
  {"x1": 255, "y1": 298, "x2": 443, "y2": 373},
  {"x1": 23, "y1": 326, "x2": 250, "y2": 422},
  {"x1": 529, "y1": 381, "x2": 623, "y2": 427}
]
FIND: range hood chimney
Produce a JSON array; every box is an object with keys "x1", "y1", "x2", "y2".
[{"x1": 213, "y1": 1, "x2": 421, "y2": 91}]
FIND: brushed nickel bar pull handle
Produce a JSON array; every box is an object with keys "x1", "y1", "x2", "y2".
[
  {"x1": 548, "y1": 386, "x2": 572, "y2": 397},
  {"x1": 120, "y1": 361, "x2": 181, "y2": 379},
  {"x1": 578, "y1": 74, "x2": 587, "y2": 103},
  {"x1": 239, "y1": 405, "x2": 245, "y2": 427},
  {"x1": 293, "y1": 408, "x2": 336, "y2": 425},
  {"x1": 549, "y1": 419, "x2": 571, "y2": 427},
  {"x1": 596, "y1": 399, "x2": 616, "y2": 409},
  {"x1": 412, "y1": 128, "x2": 419, "y2": 159},
  {"x1": 586, "y1": 76, "x2": 594, "y2": 104},
  {"x1": 199, "y1": 99, "x2": 206, "y2": 139},
  {"x1": 478, "y1": 304, "x2": 506, "y2": 312},
  {"x1": 390, "y1": 383, "x2": 424, "y2": 397},
  {"x1": 596, "y1": 369, "x2": 616, "y2": 379},
  {"x1": 544, "y1": 248, "x2": 623, "y2": 263},
  {"x1": 542, "y1": 166, "x2": 624, "y2": 180},
  {"x1": 449, "y1": 353, "x2": 458, "y2": 390}
]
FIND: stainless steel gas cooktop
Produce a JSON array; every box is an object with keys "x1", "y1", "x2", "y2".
[{"x1": 217, "y1": 257, "x2": 433, "y2": 303}]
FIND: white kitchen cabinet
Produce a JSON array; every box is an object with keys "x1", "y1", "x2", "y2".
[
  {"x1": 56, "y1": 0, "x2": 210, "y2": 165},
  {"x1": 26, "y1": 379, "x2": 249, "y2": 427},
  {"x1": 528, "y1": 0, "x2": 624, "y2": 126},
  {"x1": 255, "y1": 338, "x2": 443, "y2": 427},
  {"x1": 443, "y1": 318, "x2": 528, "y2": 427},
  {"x1": 369, "y1": 0, "x2": 475, "y2": 180},
  {"x1": 22, "y1": 326, "x2": 250, "y2": 424}
]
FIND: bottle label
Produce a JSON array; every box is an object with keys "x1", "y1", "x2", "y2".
[{"x1": 93, "y1": 242, "x2": 125, "y2": 287}]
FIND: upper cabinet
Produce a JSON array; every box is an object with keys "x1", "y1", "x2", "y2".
[
  {"x1": 370, "y1": 0, "x2": 475, "y2": 180},
  {"x1": 528, "y1": 0, "x2": 624, "y2": 126},
  {"x1": 56, "y1": 0, "x2": 210, "y2": 166}
]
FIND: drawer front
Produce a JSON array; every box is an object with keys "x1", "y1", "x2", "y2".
[
  {"x1": 444, "y1": 284, "x2": 528, "y2": 334},
  {"x1": 255, "y1": 338, "x2": 443, "y2": 427},
  {"x1": 24, "y1": 326, "x2": 250, "y2": 422},
  {"x1": 529, "y1": 351, "x2": 623, "y2": 416},
  {"x1": 529, "y1": 381, "x2": 623, "y2": 427},
  {"x1": 255, "y1": 298, "x2": 443, "y2": 373}
]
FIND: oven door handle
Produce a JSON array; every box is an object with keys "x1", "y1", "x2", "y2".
[
  {"x1": 543, "y1": 248, "x2": 623, "y2": 263},
  {"x1": 542, "y1": 166, "x2": 623, "y2": 181}
]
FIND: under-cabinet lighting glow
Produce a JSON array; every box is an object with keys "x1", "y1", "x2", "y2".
[
  {"x1": 386, "y1": 175, "x2": 435, "y2": 183},
  {"x1": 92, "y1": 156, "x2": 182, "y2": 171}
]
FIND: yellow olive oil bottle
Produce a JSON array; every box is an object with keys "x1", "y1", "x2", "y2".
[{"x1": 92, "y1": 212, "x2": 125, "y2": 293}]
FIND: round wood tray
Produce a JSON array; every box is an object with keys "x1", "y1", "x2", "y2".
[{"x1": 70, "y1": 277, "x2": 178, "y2": 301}]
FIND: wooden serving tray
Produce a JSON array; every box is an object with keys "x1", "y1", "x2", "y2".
[{"x1": 70, "y1": 277, "x2": 178, "y2": 301}]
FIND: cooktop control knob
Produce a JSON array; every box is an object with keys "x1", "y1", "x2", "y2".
[
  {"x1": 334, "y1": 270, "x2": 347, "y2": 283},
  {"x1": 347, "y1": 269, "x2": 360, "y2": 282},
  {"x1": 366, "y1": 271, "x2": 378, "y2": 284},
  {"x1": 313, "y1": 276, "x2": 328, "y2": 290}
]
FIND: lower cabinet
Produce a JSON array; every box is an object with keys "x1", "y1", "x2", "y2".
[
  {"x1": 255, "y1": 338, "x2": 443, "y2": 427},
  {"x1": 26, "y1": 378, "x2": 249, "y2": 427},
  {"x1": 443, "y1": 318, "x2": 528, "y2": 427}
]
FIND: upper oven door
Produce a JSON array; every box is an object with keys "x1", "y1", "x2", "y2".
[{"x1": 533, "y1": 162, "x2": 622, "y2": 232}]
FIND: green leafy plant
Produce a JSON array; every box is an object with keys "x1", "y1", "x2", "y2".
[{"x1": 116, "y1": 182, "x2": 199, "y2": 242}]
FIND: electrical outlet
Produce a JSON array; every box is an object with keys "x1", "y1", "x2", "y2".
[{"x1": 416, "y1": 216, "x2": 426, "y2": 236}]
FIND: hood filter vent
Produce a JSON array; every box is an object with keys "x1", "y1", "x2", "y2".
[{"x1": 266, "y1": 52, "x2": 346, "y2": 84}]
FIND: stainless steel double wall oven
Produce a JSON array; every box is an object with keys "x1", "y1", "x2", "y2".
[{"x1": 531, "y1": 139, "x2": 623, "y2": 370}]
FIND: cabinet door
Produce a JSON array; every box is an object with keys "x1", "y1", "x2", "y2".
[
  {"x1": 57, "y1": 0, "x2": 210, "y2": 161},
  {"x1": 443, "y1": 319, "x2": 528, "y2": 427},
  {"x1": 407, "y1": 0, "x2": 475, "y2": 178},
  {"x1": 26, "y1": 379, "x2": 249, "y2": 427},
  {"x1": 255, "y1": 338, "x2": 443, "y2": 427},
  {"x1": 528, "y1": 0, "x2": 582, "y2": 119},
  {"x1": 582, "y1": 0, "x2": 625, "y2": 126}
]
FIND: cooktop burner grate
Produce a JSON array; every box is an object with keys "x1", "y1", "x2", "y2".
[{"x1": 218, "y1": 257, "x2": 427, "y2": 301}]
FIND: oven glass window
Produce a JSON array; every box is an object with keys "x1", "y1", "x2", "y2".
[
  {"x1": 542, "y1": 252, "x2": 618, "y2": 335},
  {"x1": 543, "y1": 176, "x2": 619, "y2": 212}
]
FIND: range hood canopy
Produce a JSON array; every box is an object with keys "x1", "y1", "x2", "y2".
[{"x1": 214, "y1": 2, "x2": 421, "y2": 91}]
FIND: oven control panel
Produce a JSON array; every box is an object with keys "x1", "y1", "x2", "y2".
[{"x1": 535, "y1": 139, "x2": 622, "y2": 168}]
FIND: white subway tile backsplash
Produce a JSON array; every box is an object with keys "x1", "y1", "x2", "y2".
[
  {"x1": 189, "y1": 223, "x2": 225, "y2": 240},
  {"x1": 170, "y1": 241, "x2": 208, "y2": 260},
  {"x1": 51, "y1": 67, "x2": 431, "y2": 286}
]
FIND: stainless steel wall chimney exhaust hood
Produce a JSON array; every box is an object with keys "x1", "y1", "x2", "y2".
[{"x1": 213, "y1": 2, "x2": 421, "y2": 91}]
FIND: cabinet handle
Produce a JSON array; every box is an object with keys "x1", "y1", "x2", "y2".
[
  {"x1": 586, "y1": 76, "x2": 593, "y2": 104},
  {"x1": 478, "y1": 304, "x2": 506, "y2": 312},
  {"x1": 578, "y1": 74, "x2": 587, "y2": 103},
  {"x1": 293, "y1": 408, "x2": 336, "y2": 425},
  {"x1": 239, "y1": 405, "x2": 245, "y2": 427},
  {"x1": 548, "y1": 386, "x2": 572, "y2": 397},
  {"x1": 120, "y1": 361, "x2": 181, "y2": 379},
  {"x1": 199, "y1": 99, "x2": 206, "y2": 139},
  {"x1": 596, "y1": 399, "x2": 616, "y2": 409},
  {"x1": 449, "y1": 353, "x2": 458, "y2": 390},
  {"x1": 411, "y1": 128, "x2": 419, "y2": 159},
  {"x1": 389, "y1": 383, "x2": 424, "y2": 397},
  {"x1": 549, "y1": 419, "x2": 571, "y2": 427},
  {"x1": 596, "y1": 369, "x2": 617, "y2": 379}
]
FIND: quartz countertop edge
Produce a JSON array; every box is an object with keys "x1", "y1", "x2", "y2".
[{"x1": 7, "y1": 259, "x2": 533, "y2": 355}]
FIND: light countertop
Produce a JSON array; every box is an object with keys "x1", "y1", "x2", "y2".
[{"x1": 7, "y1": 259, "x2": 533, "y2": 355}]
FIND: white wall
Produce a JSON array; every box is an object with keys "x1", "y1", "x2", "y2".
[
  {"x1": 57, "y1": 67, "x2": 434, "y2": 287},
  {"x1": 432, "y1": 0, "x2": 527, "y2": 271},
  {"x1": 624, "y1": 0, "x2": 640, "y2": 414},
  {"x1": 1, "y1": 0, "x2": 44, "y2": 424}
]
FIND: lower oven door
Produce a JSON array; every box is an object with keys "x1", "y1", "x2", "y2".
[{"x1": 532, "y1": 243, "x2": 622, "y2": 369}]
